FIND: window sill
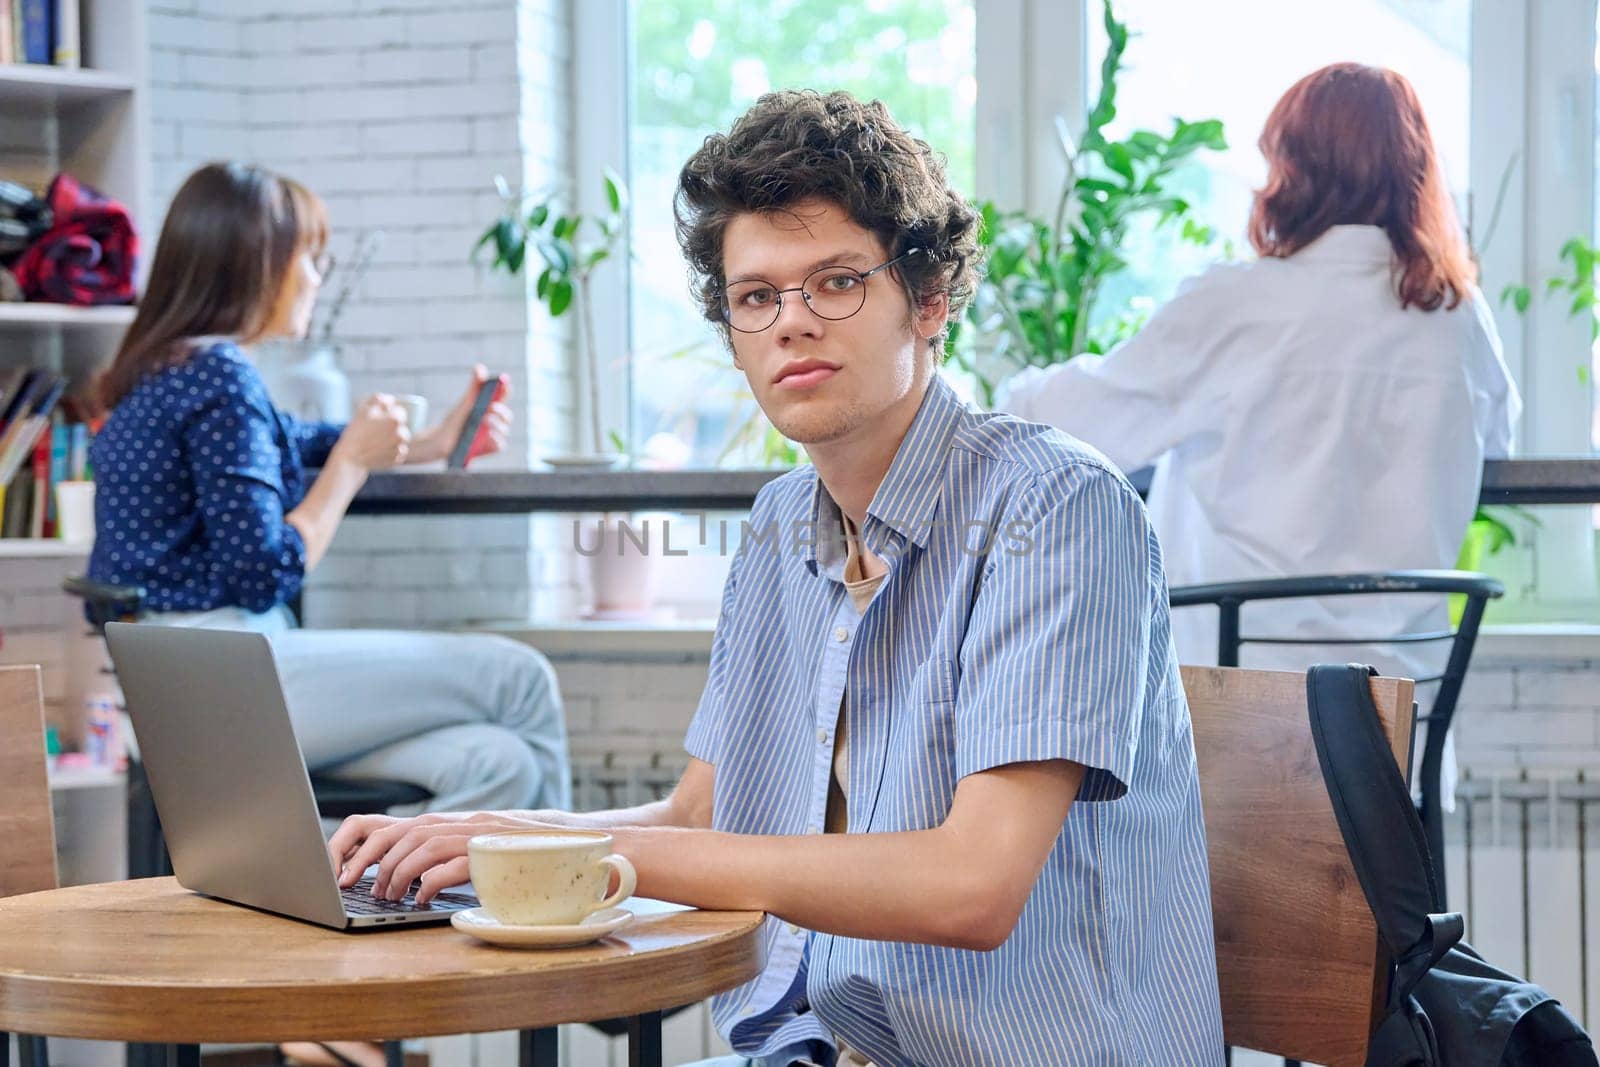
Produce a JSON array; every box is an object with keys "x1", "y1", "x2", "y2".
[{"x1": 1473, "y1": 624, "x2": 1600, "y2": 664}]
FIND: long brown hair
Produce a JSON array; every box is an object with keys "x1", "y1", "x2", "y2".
[
  {"x1": 1248, "y1": 63, "x2": 1474, "y2": 311},
  {"x1": 98, "y1": 161, "x2": 327, "y2": 409}
]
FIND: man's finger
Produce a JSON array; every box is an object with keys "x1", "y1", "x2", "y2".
[
  {"x1": 390, "y1": 835, "x2": 470, "y2": 902},
  {"x1": 374, "y1": 824, "x2": 449, "y2": 898},
  {"x1": 340, "y1": 819, "x2": 413, "y2": 889},
  {"x1": 414, "y1": 853, "x2": 473, "y2": 907},
  {"x1": 328, "y1": 815, "x2": 390, "y2": 877}
]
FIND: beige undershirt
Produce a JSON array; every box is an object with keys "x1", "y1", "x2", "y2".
[{"x1": 825, "y1": 515, "x2": 888, "y2": 835}]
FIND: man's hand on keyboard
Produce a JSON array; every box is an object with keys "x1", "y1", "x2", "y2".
[{"x1": 328, "y1": 811, "x2": 556, "y2": 905}]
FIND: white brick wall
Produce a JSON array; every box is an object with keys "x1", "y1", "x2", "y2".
[
  {"x1": 1454, "y1": 640, "x2": 1600, "y2": 771},
  {"x1": 144, "y1": 0, "x2": 581, "y2": 627}
]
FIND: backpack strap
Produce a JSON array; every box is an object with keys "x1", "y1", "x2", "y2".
[{"x1": 1306, "y1": 664, "x2": 1465, "y2": 1013}]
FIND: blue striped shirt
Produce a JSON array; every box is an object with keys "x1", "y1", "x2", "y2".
[{"x1": 685, "y1": 377, "x2": 1224, "y2": 1066}]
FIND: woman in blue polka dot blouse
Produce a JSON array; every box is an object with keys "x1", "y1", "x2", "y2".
[{"x1": 87, "y1": 162, "x2": 569, "y2": 818}]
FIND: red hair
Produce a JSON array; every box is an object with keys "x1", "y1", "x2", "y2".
[{"x1": 1248, "y1": 63, "x2": 1474, "y2": 311}]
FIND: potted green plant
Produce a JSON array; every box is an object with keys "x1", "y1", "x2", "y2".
[
  {"x1": 1474, "y1": 226, "x2": 1594, "y2": 602},
  {"x1": 475, "y1": 171, "x2": 629, "y2": 468},
  {"x1": 954, "y1": 0, "x2": 1227, "y2": 406},
  {"x1": 476, "y1": 174, "x2": 669, "y2": 619}
]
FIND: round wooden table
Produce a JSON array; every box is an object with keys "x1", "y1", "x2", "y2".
[{"x1": 0, "y1": 878, "x2": 766, "y2": 1066}]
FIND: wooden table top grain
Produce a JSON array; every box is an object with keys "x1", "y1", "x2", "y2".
[{"x1": 0, "y1": 878, "x2": 766, "y2": 1044}]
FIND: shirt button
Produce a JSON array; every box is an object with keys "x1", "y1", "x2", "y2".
[
  {"x1": 787, "y1": 922, "x2": 801, "y2": 935},
  {"x1": 834, "y1": 626, "x2": 849, "y2": 642},
  {"x1": 817, "y1": 729, "x2": 828, "y2": 744}
]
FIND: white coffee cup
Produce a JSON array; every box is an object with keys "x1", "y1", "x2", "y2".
[
  {"x1": 396, "y1": 394, "x2": 428, "y2": 431},
  {"x1": 468, "y1": 829, "x2": 637, "y2": 926},
  {"x1": 56, "y1": 481, "x2": 95, "y2": 543}
]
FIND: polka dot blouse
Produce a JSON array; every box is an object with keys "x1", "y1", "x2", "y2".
[{"x1": 87, "y1": 341, "x2": 344, "y2": 614}]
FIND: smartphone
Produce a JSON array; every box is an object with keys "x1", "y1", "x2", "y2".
[{"x1": 447, "y1": 374, "x2": 509, "y2": 469}]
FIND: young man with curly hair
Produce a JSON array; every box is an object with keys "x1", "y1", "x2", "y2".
[{"x1": 330, "y1": 91, "x2": 1224, "y2": 1066}]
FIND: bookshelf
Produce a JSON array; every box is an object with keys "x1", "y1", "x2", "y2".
[
  {"x1": 0, "y1": 536, "x2": 85, "y2": 556},
  {"x1": 0, "y1": 10, "x2": 146, "y2": 1002},
  {"x1": 0, "y1": 62, "x2": 132, "y2": 106},
  {"x1": 0, "y1": 301, "x2": 132, "y2": 326},
  {"x1": 0, "y1": 0, "x2": 146, "y2": 539}
]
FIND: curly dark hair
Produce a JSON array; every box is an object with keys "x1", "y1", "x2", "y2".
[{"x1": 674, "y1": 89, "x2": 980, "y2": 351}]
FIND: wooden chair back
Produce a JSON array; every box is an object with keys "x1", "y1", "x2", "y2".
[
  {"x1": 0, "y1": 665, "x2": 58, "y2": 898},
  {"x1": 1183, "y1": 665, "x2": 1414, "y2": 1067}
]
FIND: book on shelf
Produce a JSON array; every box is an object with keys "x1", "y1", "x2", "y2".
[
  {"x1": 51, "y1": 0, "x2": 75, "y2": 68},
  {"x1": 0, "y1": 405, "x2": 87, "y2": 542},
  {"x1": 0, "y1": 0, "x2": 13, "y2": 66},
  {"x1": 47, "y1": 411, "x2": 66, "y2": 532},
  {"x1": 0, "y1": 367, "x2": 64, "y2": 485},
  {"x1": 19, "y1": 0, "x2": 46, "y2": 65},
  {"x1": 0, "y1": 0, "x2": 80, "y2": 68},
  {"x1": 27, "y1": 422, "x2": 46, "y2": 537}
]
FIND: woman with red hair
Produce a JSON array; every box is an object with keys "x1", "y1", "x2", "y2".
[{"x1": 1002, "y1": 63, "x2": 1519, "y2": 685}]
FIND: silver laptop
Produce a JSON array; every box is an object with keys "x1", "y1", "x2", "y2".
[{"x1": 104, "y1": 622, "x2": 476, "y2": 930}]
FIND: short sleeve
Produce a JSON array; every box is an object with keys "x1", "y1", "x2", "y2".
[
  {"x1": 954, "y1": 463, "x2": 1156, "y2": 801},
  {"x1": 281, "y1": 413, "x2": 345, "y2": 469},
  {"x1": 684, "y1": 540, "x2": 747, "y2": 767},
  {"x1": 182, "y1": 368, "x2": 309, "y2": 613}
]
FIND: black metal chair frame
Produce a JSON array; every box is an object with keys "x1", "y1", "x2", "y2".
[{"x1": 1169, "y1": 569, "x2": 1503, "y2": 910}]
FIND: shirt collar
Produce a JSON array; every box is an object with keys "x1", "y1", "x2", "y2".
[
  {"x1": 1292, "y1": 224, "x2": 1393, "y2": 264},
  {"x1": 802, "y1": 375, "x2": 966, "y2": 572}
]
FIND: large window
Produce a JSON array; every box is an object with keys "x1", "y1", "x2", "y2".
[
  {"x1": 573, "y1": 0, "x2": 1600, "y2": 617},
  {"x1": 1084, "y1": 1, "x2": 1472, "y2": 325},
  {"x1": 626, "y1": 0, "x2": 977, "y2": 468}
]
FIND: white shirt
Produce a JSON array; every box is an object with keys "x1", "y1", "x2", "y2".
[{"x1": 999, "y1": 225, "x2": 1520, "y2": 691}]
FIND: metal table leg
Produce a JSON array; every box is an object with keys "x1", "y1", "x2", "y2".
[
  {"x1": 519, "y1": 1027, "x2": 558, "y2": 1067},
  {"x1": 17, "y1": 1036, "x2": 47, "y2": 1067},
  {"x1": 628, "y1": 1011, "x2": 663, "y2": 1067}
]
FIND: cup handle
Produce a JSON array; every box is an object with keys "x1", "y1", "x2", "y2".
[{"x1": 593, "y1": 853, "x2": 637, "y2": 912}]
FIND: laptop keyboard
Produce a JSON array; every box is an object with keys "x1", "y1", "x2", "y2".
[{"x1": 342, "y1": 877, "x2": 476, "y2": 916}]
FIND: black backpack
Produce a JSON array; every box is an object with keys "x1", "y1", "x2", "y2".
[{"x1": 1306, "y1": 664, "x2": 1597, "y2": 1067}]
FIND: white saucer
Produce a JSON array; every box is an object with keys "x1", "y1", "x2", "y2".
[{"x1": 450, "y1": 906, "x2": 633, "y2": 948}]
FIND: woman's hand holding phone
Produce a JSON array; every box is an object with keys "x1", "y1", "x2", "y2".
[
  {"x1": 418, "y1": 364, "x2": 512, "y2": 468},
  {"x1": 331, "y1": 394, "x2": 410, "y2": 471}
]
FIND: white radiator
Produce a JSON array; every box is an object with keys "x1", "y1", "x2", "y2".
[{"x1": 1447, "y1": 766, "x2": 1600, "y2": 1030}]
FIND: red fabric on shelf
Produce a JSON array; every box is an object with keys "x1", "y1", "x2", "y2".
[{"x1": 12, "y1": 174, "x2": 138, "y2": 306}]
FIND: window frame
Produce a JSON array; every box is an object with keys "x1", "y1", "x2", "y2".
[
  {"x1": 1468, "y1": 0, "x2": 1599, "y2": 616},
  {"x1": 572, "y1": 0, "x2": 1600, "y2": 615}
]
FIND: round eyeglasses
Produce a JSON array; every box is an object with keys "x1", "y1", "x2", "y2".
[{"x1": 719, "y1": 248, "x2": 925, "y2": 334}]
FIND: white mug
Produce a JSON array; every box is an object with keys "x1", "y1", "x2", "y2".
[
  {"x1": 55, "y1": 481, "x2": 95, "y2": 543},
  {"x1": 468, "y1": 829, "x2": 636, "y2": 926},
  {"x1": 396, "y1": 394, "x2": 429, "y2": 431}
]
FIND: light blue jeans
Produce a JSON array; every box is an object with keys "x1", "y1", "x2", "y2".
[{"x1": 141, "y1": 605, "x2": 570, "y2": 814}]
